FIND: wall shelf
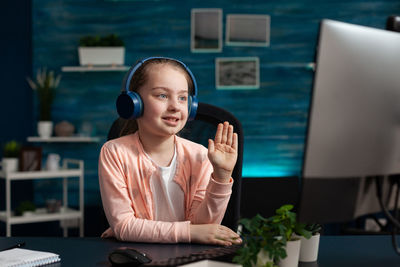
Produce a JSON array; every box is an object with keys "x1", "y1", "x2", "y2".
[
  {"x1": 61, "y1": 65, "x2": 129, "y2": 72},
  {"x1": 27, "y1": 136, "x2": 101, "y2": 143}
]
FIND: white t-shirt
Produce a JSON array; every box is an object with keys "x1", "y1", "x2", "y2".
[{"x1": 148, "y1": 148, "x2": 185, "y2": 221}]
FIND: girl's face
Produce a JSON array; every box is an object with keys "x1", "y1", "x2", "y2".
[{"x1": 136, "y1": 64, "x2": 189, "y2": 139}]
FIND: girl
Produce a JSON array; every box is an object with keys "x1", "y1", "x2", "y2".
[{"x1": 99, "y1": 57, "x2": 241, "y2": 246}]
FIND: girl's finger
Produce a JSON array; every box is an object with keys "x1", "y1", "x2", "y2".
[
  {"x1": 214, "y1": 123, "x2": 223, "y2": 144},
  {"x1": 226, "y1": 125, "x2": 233, "y2": 146},
  {"x1": 208, "y1": 139, "x2": 214, "y2": 153},
  {"x1": 232, "y1": 133, "x2": 238, "y2": 151},
  {"x1": 221, "y1": 122, "x2": 229, "y2": 144}
]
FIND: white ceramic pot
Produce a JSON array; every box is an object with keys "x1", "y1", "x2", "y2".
[
  {"x1": 46, "y1": 153, "x2": 60, "y2": 171},
  {"x1": 254, "y1": 249, "x2": 273, "y2": 267},
  {"x1": 299, "y1": 233, "x2": 320, "y2": 262},
  {"x1": 279, "y1": 239, "x2": 301, "y2": 267},
  {"x1": 78, "y1": 47, "x2": 125, "y2": 66},
  {"x1": 2, "y1": 158, "x2": 19, "y2": 173},
  {"x1": 38, "y1": 121, "x2": 53, "y2": 138}
]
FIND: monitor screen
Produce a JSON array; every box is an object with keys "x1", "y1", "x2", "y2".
[{"x1": 303, "y1": 19, "x2": 400, "y2": 179}]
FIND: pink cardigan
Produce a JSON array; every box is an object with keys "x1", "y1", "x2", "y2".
[{"x1": 98, "y1": 132, "x2": 233, "y2": 243}]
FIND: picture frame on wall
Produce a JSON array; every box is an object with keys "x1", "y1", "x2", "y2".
[
  {"x1": 19, "y1": 147, "x2": 42, "y2": 172},
  {"x1": 226, "y1": 14, "x2": 270, "y2": 46},
  {"x1": 191, "y1": 8, "x2": 223, "y2": 52},
  {"x1": 215, "y1": 57, "x2": 260, "y2": 90}
]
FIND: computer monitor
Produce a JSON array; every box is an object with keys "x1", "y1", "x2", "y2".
[
  {"x1": 303, "y1": 19, "x2": 400, "y2": 178},
  {"x1": 299, "y1": 19, "x2": 400, "y2": 223}
]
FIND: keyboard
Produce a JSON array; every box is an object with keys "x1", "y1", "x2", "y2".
[{"x1": 146, "y1": 244, "x2": 241, "y2": 266}]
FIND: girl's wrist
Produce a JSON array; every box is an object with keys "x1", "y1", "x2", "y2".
[{"x1": 211, "y1": 171, "x2": 231, "y2": 183}]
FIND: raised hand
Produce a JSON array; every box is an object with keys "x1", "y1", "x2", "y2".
[{"x1": 208, "y1": 121, "x2": 238, "y2": 183}]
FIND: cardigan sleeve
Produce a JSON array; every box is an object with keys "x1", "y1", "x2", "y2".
[
  {"x1": 98, "y1": 142, "x2": 191, "y2": 243},
  {"x1": 186, "y1": 153, "x2": 233, "y2": 225}
]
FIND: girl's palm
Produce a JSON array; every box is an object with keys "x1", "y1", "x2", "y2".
[{"x1": 208, "y1": 122, "x2": 238, "y2": 181}]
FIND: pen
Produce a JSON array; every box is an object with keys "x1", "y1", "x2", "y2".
[{"x1": 1, "y1": 242, "x2": 26, "y2": 251}]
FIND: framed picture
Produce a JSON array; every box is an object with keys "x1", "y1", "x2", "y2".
[
  {"x1": 191, "y1": 8, "x2": 222, "y2": 52},
  {"x1": 215, "y1": 57, "x2": 260, "y2": 89},
  {"x1": 226, "y1": 14, "x2": 270, "y2": 46},
  {"x1": 19, "y1": 147, "x2": 42, "y2": 171}
]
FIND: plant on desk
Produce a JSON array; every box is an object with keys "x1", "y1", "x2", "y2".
[
  {"x1": 233, "y1": 204, "x2": 312, "y2": 267},
  {"x1": 27, "y1": 68, "x2": 61, "y2": 138},
  {"x1": 297, "y1": 223, "x2": 322, "y2": 262},
  {"x1": 2, "y1": 140, "x2": 22, "y2": 173}
]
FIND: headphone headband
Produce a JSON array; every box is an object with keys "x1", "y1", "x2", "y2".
[
  {"x1": 123, "y1": 57, "x2": 198, "y2": 97},
  {"x1": 117, "y1": 57, "x2": 198, "y2": 120}
]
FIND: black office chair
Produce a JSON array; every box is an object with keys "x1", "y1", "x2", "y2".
[{"x1": 104, "y1": 102, "x2": 244, "y2": 231}]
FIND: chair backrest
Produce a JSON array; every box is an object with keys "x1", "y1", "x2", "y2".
[{"x1": 105, "y1": 102, "x2": 243, "y2": 231}]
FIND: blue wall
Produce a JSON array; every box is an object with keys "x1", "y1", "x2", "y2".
[{"x1": 30, "y1": 0, "x2": 400, "y2": 205}]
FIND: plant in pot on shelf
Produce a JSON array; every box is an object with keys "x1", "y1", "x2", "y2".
[
  {"x1": 15, "y1": 200, "x2": 36, "y2": 216},
  {"x1": 1, "y1": 140, "x2": 22, "y2": 173},
  {"x1": 27, "y1": 68, "x2": 61, "y2": 138},
  {"x1": 234, "y1": 204, "x2": 312, "y2": 267},
  {"x1": 78, "y1": 34, "x2": 125, "y2": 66},
  {"x1": 297, "y1": 223, "x2": 322, "y2": 263}
]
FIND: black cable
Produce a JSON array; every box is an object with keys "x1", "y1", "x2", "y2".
[{"x1": 374, "y1": 176, "x2": 400, "y2": 255}]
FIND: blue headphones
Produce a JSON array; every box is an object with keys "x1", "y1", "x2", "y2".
[{"x1": 116, "y1": 57, "x2": 198, "y2": 121}]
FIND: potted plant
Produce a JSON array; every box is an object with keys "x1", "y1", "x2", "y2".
[
  {"x1": 15, "y1": 200, "x2": 36, "y2": 216},
  {"x1": 270, "y1": 205, "x2": 311, "y2": 267},
  {"x1": 78, "y1": 34, "x2": 125, "y2": 66},
  {"x1": 27, "y1": 68, "x2": 61, "y2": 138},
  {"x1": 2, "y1": 140, "x2": 22, "y2": 173},
  {"x1": 298, "y1": 223, "x2": 322, "y2": 262},
  {"x1": 234, "y1": 214, "x2": 287, "y2": 267},
  {"x1": 234, "y1": 205, "x2": 311, "y2": 267}
]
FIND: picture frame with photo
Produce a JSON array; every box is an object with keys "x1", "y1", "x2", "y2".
[
  {"x1": 19, "y1": 147, "x2": 42, "y2": 172},
  {"x1": 191, "y1": 8, "x2": 223, "y2": 52},
  {"x1": 226, "y1": 14, "x2": 270, "y2": 47},
  {"x1": 215, "y1": 57, "x2": 260, "y2": 90}
]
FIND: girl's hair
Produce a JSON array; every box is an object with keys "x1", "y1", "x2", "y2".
[{"x1": 119, "y1": 58, "x2": 195, "y2": 137}]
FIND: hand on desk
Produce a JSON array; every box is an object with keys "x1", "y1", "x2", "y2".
[{"x1": 190, "y1": 224, "x2": 242, "y2": 246}]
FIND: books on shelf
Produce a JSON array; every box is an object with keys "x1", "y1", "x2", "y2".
[{"x1": 0, "y1": 248, "x2": 60, "y2": 267}]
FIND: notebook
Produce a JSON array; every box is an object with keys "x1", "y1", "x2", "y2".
[{"x1": 0, "y1": 248, "x2": 60, "y2": 267}]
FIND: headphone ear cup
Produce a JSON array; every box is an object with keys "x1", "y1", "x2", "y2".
[
  {"x1": 188, "y1": 95, "x2": 198, "y2": 121},
  {"x1": 116, "y1": 91, "x2": 143, "y2": 119}
]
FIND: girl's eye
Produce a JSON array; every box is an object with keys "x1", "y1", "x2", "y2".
[
  {"x1": 158, "y1": 94, "x2": 167, "y2": 99},
  {"x1": 179, "y1": 96, "x2": 187, "y2": 101}
]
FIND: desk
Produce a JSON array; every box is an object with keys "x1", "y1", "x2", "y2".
[{"x1": 0, "y1": 235, "x2": 399, "y2": 267}]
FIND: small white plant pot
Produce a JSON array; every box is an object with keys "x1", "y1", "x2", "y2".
[
  {"x1": 2, "y1": 158, "x2": 19, "y2": 173},
  {"x1": 299, "y1": 233, "x2": 320, "y2": 262},
  {"x1": 38, "y1": 121, "x2": 53, "y2": 138},
  {"x1": 279, "y1": 239, "x2": 301, "y2": 267},
  {"x1": 254, "y1": 249, "x2": 273, "y2": 267},
  {"x1": 78, "y1": 47, "x2": 125, "y2": 66}
]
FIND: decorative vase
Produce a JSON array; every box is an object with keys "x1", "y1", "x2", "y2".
[
  {"x1": 38, "y1": 121, "x2": 53, "y2": 138},
  {"x1": 279, "y1": 239, "x2": 301, "y2": 267},
  {"x1": 299, "y1": 233, "x2": 320, "y2": 262},
  {"x1": 2, "y1": 158, "x2": 19, "y2": 173},
  {"x1": 55, "y1": 121, "x2": 75, "y2": 137}
]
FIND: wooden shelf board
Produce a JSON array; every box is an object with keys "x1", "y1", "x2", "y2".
[{"x1": 61, "y1": 65, "x2": 129, "y2": 72}]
